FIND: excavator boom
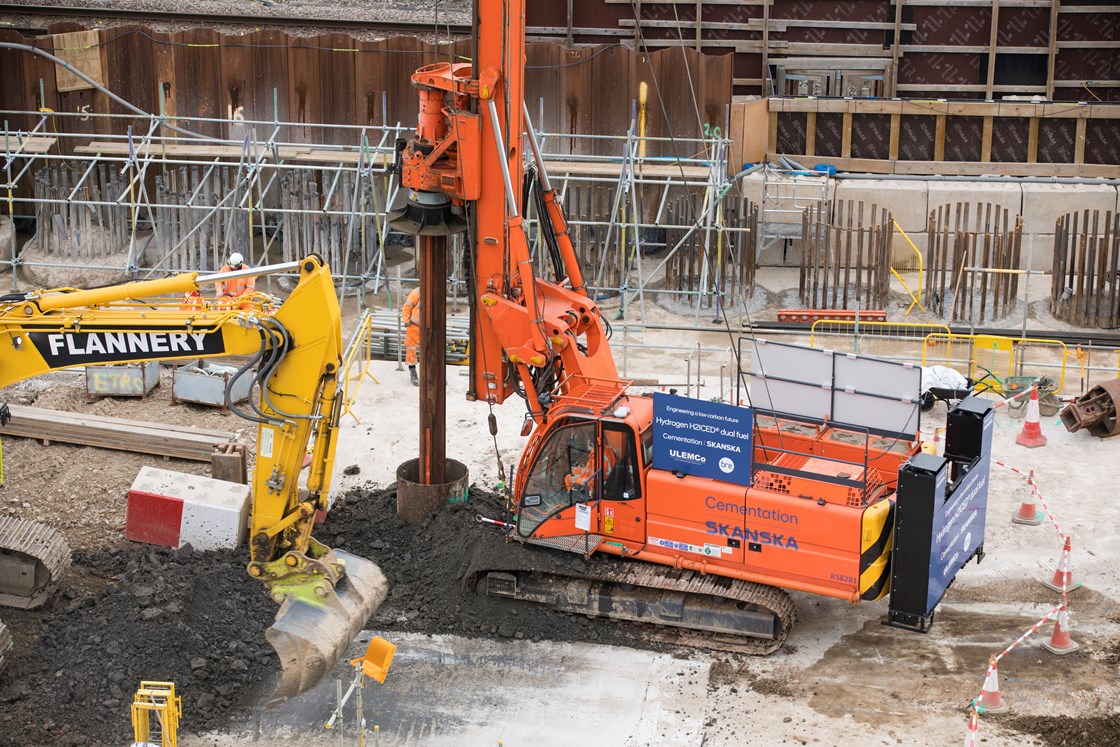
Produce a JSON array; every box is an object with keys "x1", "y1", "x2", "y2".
[{"x1": 0, "y1": 256, "x2": 385, "y2": 703}]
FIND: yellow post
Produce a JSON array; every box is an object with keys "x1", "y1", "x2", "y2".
[
  {"x1": 891, "y1": 221, "x2": 927, "y2": 315},
  {"x1": 638, "y1": 82, "x2": 648, "y2": 162}
]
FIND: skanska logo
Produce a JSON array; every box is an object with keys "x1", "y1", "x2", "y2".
[{"x1": 669, "y1": 449, "x2": 706, "y2": 464}]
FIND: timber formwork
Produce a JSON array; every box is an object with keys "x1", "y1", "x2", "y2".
[{"x1": 528, "y1": 1, "x2": 1120, "y2": 102}]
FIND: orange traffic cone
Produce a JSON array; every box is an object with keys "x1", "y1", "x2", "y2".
[
  {"x1": 1042, "y1": 601, "x2": 1080, "y2": 655},
  {"x1": 977, "y1": 657, "x2": 1007, "y2": 713},
  {"x1": 963, "y1": 708, "x2": 980, "y2": 747},
  {"x1": 1015, "y1": 386, "x2": 1047, "y2": 448},
  {"x1": 1012, "y1": 473, "x2": 1043, "y2": 526},
  {"x1": 1043, "y1": 537, "x2": 1081, "y2": 593}
]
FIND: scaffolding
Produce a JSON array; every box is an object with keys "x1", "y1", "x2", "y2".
[{"x1": 2, "y1": 106, "x2": 755, "y2": 321}]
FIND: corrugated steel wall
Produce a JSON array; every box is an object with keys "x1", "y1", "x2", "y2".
[{"x1": 0, "y1": 25, "x2": 731, "y2": 157}]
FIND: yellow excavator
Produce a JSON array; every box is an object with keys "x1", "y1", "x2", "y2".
[{"x1": 0, "y1": 255, "x2": 385, "y2": 702}]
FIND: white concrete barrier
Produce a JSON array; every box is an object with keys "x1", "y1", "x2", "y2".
[{"x1": 125, "y1": 467, "x2": 250, "y2": 551}]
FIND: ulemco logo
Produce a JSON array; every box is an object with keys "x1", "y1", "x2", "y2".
[
  {"x1": 718, "y1": 457, "x2": 734, "y2": 473},
  {"x1": 669, "y1": 449, "x2": 705, "y2": 464}
]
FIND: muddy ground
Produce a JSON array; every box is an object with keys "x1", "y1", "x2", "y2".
[
  {"x1": 2, "y1": 476, "x2": 1115, "y2": 745},
  {"x1": 1, "y1": 273, "x2": 1118, "y2": 745}
]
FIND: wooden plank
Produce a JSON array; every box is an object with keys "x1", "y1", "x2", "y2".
[
  {"x1": 780, "y1": 154, "x2": 1120, "y2": 178},
  {"x1": 986, "y1": 0, "x2": 1000, "y2": 100},
  {"x1": 981, "y1": 116, "x2": 993, "y2": 162},
  {"x1": 1075, "y1": 118, "x2": 1087, "y2": 165},
  {"x1": 804, "y1": 112, "x2": 816, "y2": 158},
  {"x1": 934, "y1": 115, "x2": 947, "y2": 161},
  {"x1": 1027, "y1": 118, "x2": 1039, "y2": 164},
  {"x1": 52, "y1": 30, "x2": 104, "y2": 93},
  {"x1": 3, "y1": 405, "x2": 236, "y2": 462},
  {"x1": 890, "y1": 0, "x2": 903, "y2": 96},
  {"x1": 888, "y1": 113, "x2": 900, "y2": 161},
  {"x1": 841, "y1": 112, "x2": 852, "y2": 159}
]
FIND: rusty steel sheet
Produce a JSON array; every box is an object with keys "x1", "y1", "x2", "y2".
[
  {"x1": 101, "y1": 26, "x2": 158, "y2": 120},
  {"x1": 1050, "y1": 209, "x2": 1120, "y2": 329},
  {"x1": 165, "y1": 28, "x2": 223, "y2": 139},
  {"x1": 318, "y1": 33, "x2": 358, "y2": 146}
]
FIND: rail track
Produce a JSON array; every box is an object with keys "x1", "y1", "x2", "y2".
[{"x1": 0, "y1": 3, "x2": 470, "y2": 35}]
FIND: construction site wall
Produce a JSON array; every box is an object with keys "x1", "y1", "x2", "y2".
[
  {"x1": 527, "y1": 1, "x2": 1120, "y2": 102},
  {"x1": 0, "y1": 26, "x2": 731, "y2": 158}
]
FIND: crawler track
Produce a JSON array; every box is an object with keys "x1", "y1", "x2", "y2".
[
  {"x1": 475, "y1": 542, "x2": 797, "y2": 655},
  {"x1": 0, "y1": 516, "x2": 71, "y2": 610},
  {"x1": 0, "y1": 618, "x2": 11, "y2": 674}
]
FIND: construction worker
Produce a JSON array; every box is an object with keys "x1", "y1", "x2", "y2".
[
  {"x1": 401, "y1": 287, "x2": 421, "y2": 386},
  {"x1": 565, "y1": 430, "x2": 620, "y2": 494},
  {"x1": 215, "y1": 252, "x2": 255, "y2": 307}
]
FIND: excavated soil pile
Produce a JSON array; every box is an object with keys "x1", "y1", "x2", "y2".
[
  {"x1": 0, "y1": 545, "x2": 276, "y2": 747},
  {"x1": 0, "y1": 484, "x2": 658, "y2": 746},
  {"x1": 1007, "y1": 714, "x2": 1120, "y2": 746},
  {"x1": 325, "y1": 484, "x2": 648, "y2": 647}
]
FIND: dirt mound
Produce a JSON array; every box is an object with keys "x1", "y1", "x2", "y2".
[
  {"x1": 1006, "y1": 714, "x2": 1120, "y2": 746},
  {"x1": 0, "y1": 545, "x2": 276, "y2": 747},
  {"x1": 324, "y1": 484, "x2": 649, "y2": 647},
  {"x1": 0, "y1": 484, "x2": 656, "y2": 746}
]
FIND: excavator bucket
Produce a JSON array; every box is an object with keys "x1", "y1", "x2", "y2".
[{"x1": 265, "y1": 551, "x2": 388, "y2": 706}]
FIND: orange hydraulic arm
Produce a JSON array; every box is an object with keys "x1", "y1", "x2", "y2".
[{"x1": 393, "y1": 0, "x2": 618, "y2": 425}]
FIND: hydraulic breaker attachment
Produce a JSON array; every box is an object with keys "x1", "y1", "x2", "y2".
[
  {"x1": 1060, "y1": 379, "x2": 1120, "y2": 438},
  {"x1": 257, "y1": 548, "x2": 388, "y2": 706}
]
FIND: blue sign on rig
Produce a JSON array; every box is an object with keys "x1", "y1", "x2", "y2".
[{"x1": 652, "y1": 392, "x2": 753, "y2": 487}]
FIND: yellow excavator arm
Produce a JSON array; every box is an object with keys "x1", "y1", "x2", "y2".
[{"x1": 0, "y1": 255, "x2": 386, "y2": 704}]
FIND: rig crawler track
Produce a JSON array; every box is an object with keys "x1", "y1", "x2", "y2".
[
  {"x1": 0, "y1": 4, "x2": 470, "y2": 34},
  {"x1": 0, "y1": 516, "x2": 71, "y2": 610},
  {"x1": 0, "y1": 618, "x2": 11, "y2": 674},
  {"x1": 480, "y1": 560, "x2": 797, "y2": 655}
]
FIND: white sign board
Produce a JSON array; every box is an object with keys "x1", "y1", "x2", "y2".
[
  {"x1": 745, "y1": 339, "x2": 921, "y2": 438},
  {"x1": 574, "y1": 502, "x2": 591, "y2": 532}
]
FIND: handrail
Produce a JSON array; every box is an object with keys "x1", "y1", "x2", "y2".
[{"x1": 892, "y1": 220, "x2": 927, "y2": 315}]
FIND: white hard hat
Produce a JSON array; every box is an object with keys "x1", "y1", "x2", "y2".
[{"x1": 229, "y1": 252, "x2": 244, "y2": 266}]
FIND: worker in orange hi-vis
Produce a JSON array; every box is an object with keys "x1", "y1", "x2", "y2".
[
  {"x1": 214, "y1": 252, "x2": 256, "y2": 308},
  {"x1": 401, "y1": 287, "x2": 421, "y2": 386},
  {"x1": 565, "y1": 433, "x2": 620, "y2": 493}
]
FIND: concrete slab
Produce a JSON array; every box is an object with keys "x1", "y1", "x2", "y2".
[
  {"x1": 927, "y1": 181, "x2": 1022, "y2": 230},
  {"x1": 835, "y1": 179, "x2": 928, "y2": 233},
  {"x1": 1023, "y1": 232, "x2": 1057, "y2": 272},
  {"x1": 1020, "y1": 183, "x2": 1117, "y2": 235},
  {"x1": 230, "y1": 632, "x2": 717, "y2": 746}
]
